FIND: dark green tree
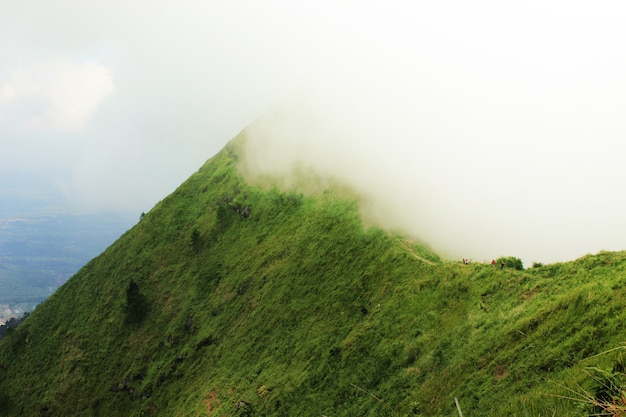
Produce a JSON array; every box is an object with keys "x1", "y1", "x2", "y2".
[
  {"x1": 190, "y1": 228, "x2": 202, "y2": 257},
  {"x1": 124, "y1": 280, "x2": 148, "y2": 325}
]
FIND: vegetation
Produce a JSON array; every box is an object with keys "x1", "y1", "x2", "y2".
[
  {"x1": 497, "y1": 256, "x2": 524, "y2": 270},
  {"x1": 0, "y1": 312, "x2": 29, "y2": 341},
  {"x1": 1, "y1": 132, "x2": 626, "y2": 416}
]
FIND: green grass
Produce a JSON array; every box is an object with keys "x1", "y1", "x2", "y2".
[{"x1": 2, "y1": 132, "x2": 626, "y2": 416}]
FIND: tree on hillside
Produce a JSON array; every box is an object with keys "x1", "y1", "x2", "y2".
[
  {"x1": 124, "y1": 280, "x2": 148, "y2": 325},
  {"x1": 190, "y1": 228, "x2": 202, "y2": 257}
]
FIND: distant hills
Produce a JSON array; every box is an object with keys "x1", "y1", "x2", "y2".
[{"x1": 1, "y1": 131, "x2": 626, "y2": 416}]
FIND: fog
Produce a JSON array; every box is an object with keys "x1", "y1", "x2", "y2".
[
  {"x1": 240, "y1": 85, "x2": 626, "y2": 266},
  {"x1": 2, "y1": 1, "x2": 626, "y2": 264}
]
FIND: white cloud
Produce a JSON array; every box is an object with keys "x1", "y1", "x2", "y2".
[{"x1": 0, "y1": 60, "x2": 113, "y2": 133}]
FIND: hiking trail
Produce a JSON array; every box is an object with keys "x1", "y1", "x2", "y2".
[{"x1": 397, "y1": 239, "x2": 436, "y2": 266}]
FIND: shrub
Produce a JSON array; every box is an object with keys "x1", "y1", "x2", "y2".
[
  {"x1": 497, "y1": 256, "x2": 524, "y2": 270},
  {"x1": 257, "y1": 385, "x2": 269, "y2": 398}
]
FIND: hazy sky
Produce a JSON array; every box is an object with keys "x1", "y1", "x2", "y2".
[{"x1": 2, "y1": 1, "x2": 626, "y2": 265}]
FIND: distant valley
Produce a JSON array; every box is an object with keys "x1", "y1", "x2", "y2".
[
  {"x1": 0, "y1": 212, "x2": 136, "y2": 323},
  {"x1": 0, "y1": 173, "x2": 138, "y2": 323}
]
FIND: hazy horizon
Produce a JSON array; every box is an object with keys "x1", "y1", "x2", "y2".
[{"x1": 3, "y1": 1, "x2": 626, "y2": 265}]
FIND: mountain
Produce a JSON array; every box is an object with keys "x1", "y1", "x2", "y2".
[{"x1": 1, "y1": 130, "x2": 626, "y2": 416}]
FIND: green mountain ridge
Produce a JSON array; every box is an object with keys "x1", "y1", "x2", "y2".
[{"x1": 2, "y1": 131, "x2": 626, "y2": 416}]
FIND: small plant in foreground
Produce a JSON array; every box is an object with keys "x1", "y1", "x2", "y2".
[
  {"x1": 586, "y1": 355, "x2": 626, "y2": 416},
  {"x1": 405, "y1": 400, "x2": 423, "y2": 416},
  {"x1": 557, "y1": 348, "x2": 626, "y2": 416}
]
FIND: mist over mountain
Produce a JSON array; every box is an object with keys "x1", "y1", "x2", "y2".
[
  {"x1": 3, "y1": 2, "x2": 626, "y2": 414},
  {"x1": 238, "y1": 94, "x2": 626, "y2": 267}
]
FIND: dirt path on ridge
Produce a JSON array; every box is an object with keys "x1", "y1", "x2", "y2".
[{"x1": 397, "y1": 239, "x2": 437, "y2": 266}]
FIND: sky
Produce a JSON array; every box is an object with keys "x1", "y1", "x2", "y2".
[{"x1": 2, "y1": 1, "x2": 626, "y2": 265}]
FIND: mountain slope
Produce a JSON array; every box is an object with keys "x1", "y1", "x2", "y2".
[{"x1": 2, "y1": 131, "x2": 626, "y2": 416}]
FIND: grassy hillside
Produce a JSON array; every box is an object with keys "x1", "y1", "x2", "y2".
[{"x1": 2, "y1": 132, "x2": 626, "y2": 416}]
